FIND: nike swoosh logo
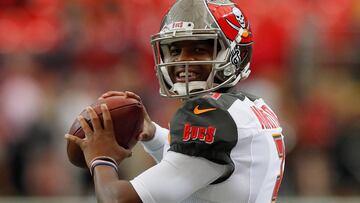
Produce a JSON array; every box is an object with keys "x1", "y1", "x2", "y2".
[{"x1": 193, "y1": 105, "x2": 217, "y2": 115}]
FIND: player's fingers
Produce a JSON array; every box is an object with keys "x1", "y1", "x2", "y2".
[
  {"x1": 101, "y1": 103, "x2": 114, "y2": 131},
  {"x1": 100, "y1": 91, "x2": 117, "y2": 99},
  {"x1": 78, "y1": 115, "x2": 93, "y2": 136},
  {"x1": 65, "y1": 134, "x2": 83, "y2": 146},
  {"x1": 99, "y1": 91, "x2": 125, "y2": 99},
  {"x1": 105, "y1": 91, "x2": 125, "y2": 96},
  {"x1": 125, "y1": 91, "x2": 141, "y2": 102},
  {"x1": 86, "y1": 106, "x2": 102, "y2": 131}
]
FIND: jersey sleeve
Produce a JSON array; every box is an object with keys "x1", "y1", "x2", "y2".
[
  {"x1": 130, "y1": 151, "x2": 227, "y2": 203},
  {"x1": 140, "y1": 122, "x2": 169, "y2": 163},
  {"x1": 168, "y1": 95, "x2": 238, "y2": 183}
]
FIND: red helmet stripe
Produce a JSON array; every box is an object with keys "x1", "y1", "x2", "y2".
[{"x1": 209, "y1": 4, "x2": 238, "y2": 41}]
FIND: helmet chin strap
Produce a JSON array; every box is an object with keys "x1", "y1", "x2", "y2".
[
  {"x1": 240, "y1": 62, "x2": 251, "y2": 80},
  {"x1": 171, "y1": 81, "x2": 208, "y2": 96},
  {"x1": 222, "y1": 62, "x2": 251, "y2": 87}
]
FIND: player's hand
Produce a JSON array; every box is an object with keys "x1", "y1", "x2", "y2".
[
  {"x1": 65, "y1": 104, "x2": 132, "y2": 167},
  {"x1": 99, "y1": 91, "x2": 156, "y2": 141}
]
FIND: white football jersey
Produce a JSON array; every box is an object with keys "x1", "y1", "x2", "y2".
[{"x1": 131, "y1": 91, "x2": 285, "y2": 203}]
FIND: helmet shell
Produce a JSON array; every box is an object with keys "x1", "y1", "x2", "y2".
[{"x1": 151, "y1": 0, "x2": 253, "y2": 98}]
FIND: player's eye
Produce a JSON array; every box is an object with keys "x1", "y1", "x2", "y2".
[
  {"x1": 193, "y1": 46, "x2": 210, "y2": 55},
  {"x1": 170, "y1": 47, "x2": 181, "y2": 57},
  {"x1": 195, "y1": 47, "x2": 205, "y2": 52}
]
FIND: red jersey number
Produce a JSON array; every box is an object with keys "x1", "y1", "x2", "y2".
[{"x1": 271, "y1": 134, "x2": 285, "y2": 203}]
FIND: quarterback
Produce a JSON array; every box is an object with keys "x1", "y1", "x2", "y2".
[{"x1": 65, "y1": 0, "x2": 285, "y2": 202}]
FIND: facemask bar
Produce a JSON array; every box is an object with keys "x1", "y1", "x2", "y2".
[
  {"x1": 151, "y1": 29, "x2": 230, "y2": 63},
  {"x1": 185, "y1": 63, "x2": 189, "y2": 95},
  {"x1": 157, "y1": 66, "x2": 236, "y2": 99},
  {"x1": 156, "y1": 61, "x2": 236, "y2": 99}
]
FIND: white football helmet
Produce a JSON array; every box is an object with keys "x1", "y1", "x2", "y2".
[{"x1": 151, "y1": 0, "x2": 253, "y2": 98}]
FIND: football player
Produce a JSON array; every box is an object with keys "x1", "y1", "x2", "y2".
[{"x1": 65, "y1": 0, "x2": 285, "y2": 202}]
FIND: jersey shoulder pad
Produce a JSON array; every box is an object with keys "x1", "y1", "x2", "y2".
[{"x1": 168, "y1": 93, "x2": 238, "y2": 183}]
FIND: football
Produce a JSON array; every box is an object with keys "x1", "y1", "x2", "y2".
[{"x1": 67, "y1": 95, "x2": 144, "y2": 168}]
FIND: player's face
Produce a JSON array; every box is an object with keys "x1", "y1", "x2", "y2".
[{"x1": 167, "y1": 40, "x2": 214, "y2": 83}]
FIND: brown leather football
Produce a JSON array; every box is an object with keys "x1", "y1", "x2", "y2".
[{"x1": 67, "y1": 95, "x2": 144, "y2": 168}]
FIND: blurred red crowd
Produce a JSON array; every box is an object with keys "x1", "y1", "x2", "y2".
[{"x1": 0, "y1": 0, "x2": 356, "y2": 71}]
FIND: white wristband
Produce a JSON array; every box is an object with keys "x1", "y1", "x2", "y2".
[
  {"x1": 89, "y1": 156, "x2": 119, "y2": 177},
  {"x1": 141, "y1": 122, "x2": 169, "y2": 152}
]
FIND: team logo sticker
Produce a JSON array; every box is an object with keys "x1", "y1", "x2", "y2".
[
  {"x1": 230, "y1": 44, "x2": 241, "y2": 67},
  {"x1": 226, "y1": 7, "x2": 246, "y2": 30},
  {"x1": 161, "y1": 21, "x2": 194, "y2": 33},
  {"x1": 208, "y1": 4, "x2": 252, "y2": 43}
]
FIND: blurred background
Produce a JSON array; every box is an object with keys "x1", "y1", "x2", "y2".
[{"x1": 0, "y1": 0, "x2": 359, "y2": 202}]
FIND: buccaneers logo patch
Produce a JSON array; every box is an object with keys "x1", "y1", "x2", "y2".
[{"x1": 183, "y1": 123, "x2": 216, "y2": 144}]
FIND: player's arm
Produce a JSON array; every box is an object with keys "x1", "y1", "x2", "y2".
[
  {"x1": 65, "y1": 103, "x2": 225, "y2": 203},
  {"x1": 85, "y1": 147, "x2": 227, "y2": 203},
  {"x1": 92, "y1": 166, "x2": 142, "y2": 203},
  {"x1": 92, "y1": 151, "x2": 227, "y2": 203},
  {"x1": 130, "y1": 151, "x2": 228, "y2": 203}
]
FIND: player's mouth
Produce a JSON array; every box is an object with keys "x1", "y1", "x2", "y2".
[{"x1": 175, "y1": 71, "x2": 200, "y2": 82}]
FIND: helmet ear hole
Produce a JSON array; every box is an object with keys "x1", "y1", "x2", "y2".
[{"x1": 224, "y1": 66, "x2": 235, "y2": 77}]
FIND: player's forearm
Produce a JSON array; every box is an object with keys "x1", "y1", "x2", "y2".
[
  {"x1": 93, "y1": 166, "x2": 122, "y2": 202},
  {"x1": 93, "y1": 166, "x2": 141, "y2": 203}
]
